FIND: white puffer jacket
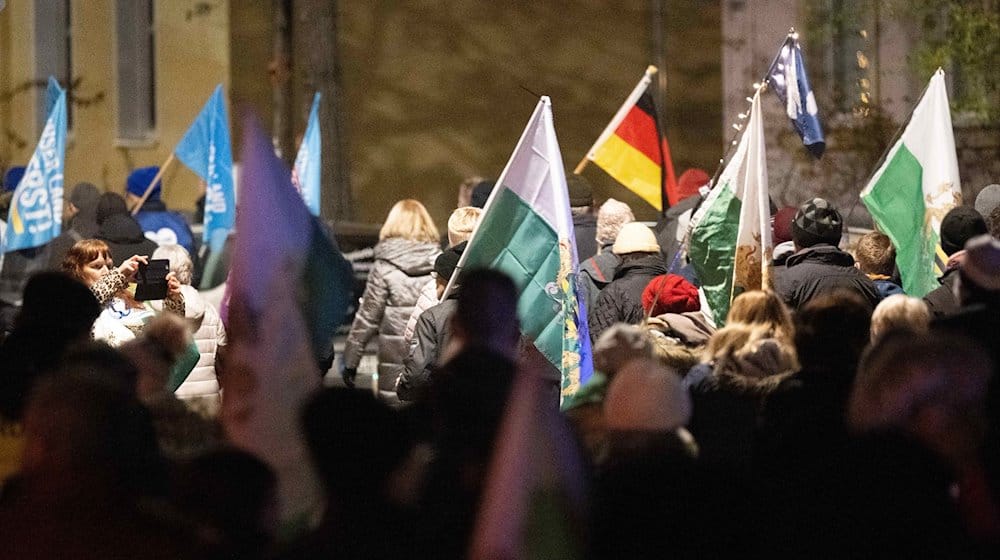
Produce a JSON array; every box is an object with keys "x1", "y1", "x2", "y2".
[{"x1": 173, "y1": 285, "x2": 226, "y2": 408}]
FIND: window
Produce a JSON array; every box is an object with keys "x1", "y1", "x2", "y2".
[
  {"x1": 34, "y1": 0, "x2": 72, "y2": 131},
  {"x1": 116, "y1": 0, "x2": 156, "y2": 141}
]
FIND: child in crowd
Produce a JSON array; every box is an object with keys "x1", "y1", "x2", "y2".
[{"x1": 854, "y1": 231, "x2": 903, "y2": 300}]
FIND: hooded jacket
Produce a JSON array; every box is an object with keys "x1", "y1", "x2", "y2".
[
  {"x1": 397, "y1": 294, "x2": 458, "y2": 402},
  {"x1": 135, "y1": 199, "x2": 196, "y2": 255},
  {"x1": 579, "y1": 243, "x2": 620, "y2": 313},
  {"x1": 589, "y1": 254, "x2": 667, "y2": 342},
  {"x1": 773, "y1": 244, "x2": 880, "y2": 311},
  {"x1": 94, "y1": 193, "x2": 158, "y2": 265},
  {"x1": 343, "y1": 237, "x2": 440, "y2": 390}
]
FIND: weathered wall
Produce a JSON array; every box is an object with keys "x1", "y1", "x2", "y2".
[{"x1": 336, "y1": 0, "x2": 722, "y2": 225}]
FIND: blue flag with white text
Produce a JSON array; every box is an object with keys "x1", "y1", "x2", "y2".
[
  {"x1": 292, "y1": 93, "x2": 322, "y2": 216},
  {"x1": 4, "y1": 79, "x2": 67, "y2": 252},
  {"x1": 174, "y1": 85, "x2": 235, "y2": 252},
  {"x1": 767, "y1": 36, "x2": 825, "y2": 158}
]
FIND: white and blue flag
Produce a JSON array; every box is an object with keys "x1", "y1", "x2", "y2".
[
  {"x1": 767, "y1": 35, "x2": 825, "y2": 158},
  {"x1": 4, "y1": 78, "x2": 67, "y2": 252},
  {"x1": 292, "y1": 92, "x2": 321, "y2": 216},
  {"x1": 174, "y1": 85, "x2": 236, "y2": 252}
]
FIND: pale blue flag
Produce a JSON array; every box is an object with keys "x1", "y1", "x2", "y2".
[
  {"x1": 292, "y1": 93, "x2": 322, "y2": 216},
  {"x1": 45, "y1": 77, "x2": 62, "y2": 116},
  {"x1": 4, "y1": 79, "x2": 67, "y2": 252},
  {"x1": 174, "y1": 85, "x2": 235, "y2": 252}
]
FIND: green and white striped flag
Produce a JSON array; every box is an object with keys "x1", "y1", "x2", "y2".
[
  {"x1": 688, "y1": 88, "x2": 770, "y2": 326},
  {"x1": 447, "y1": 96, "x2": 592, "y2": 401},
  {"x1": 861, "y1": 69, "x2": 961, "y2": 297}
]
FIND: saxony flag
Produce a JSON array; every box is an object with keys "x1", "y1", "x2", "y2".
[
  {"x1": 447, "y1": 96, "x2": 593, "y2": 404},
  {"x1": 579, "y1": 66, "x2": 678, "y2": 210},
  {"x1": 688, "y1": 88, "x2": 770, "y2": 326},
  {"x1": 861, "y1": 69, "x2": 961, "y2": 298}
]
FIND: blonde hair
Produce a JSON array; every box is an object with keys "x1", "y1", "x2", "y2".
[
  {"x1": 726, "y1": 290, "x2": 795, "y2": 344},
  {"x1": 854, "y1": 231, "x2": 896, "y2": 276},
  {"x1": 447, "y1": 206, "x2": 482, "y2": 246},
  {"x1": 702, "y1": 323, "x2": 798, "y2": 377},
  {"x1": 152, "y1": 244, "x2": 193, "y2": 285},
  {"x1": 870, "y1": 294, "x2": 930, "y2": 342},
  {"x1": 379, "y1": 199, "x2": 440, "y2": 244}
]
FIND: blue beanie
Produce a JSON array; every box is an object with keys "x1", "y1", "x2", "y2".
[
  {"x1": 3, "y1": 166, "x2": 26, "y2": 192},
  {"x1": 126, "y1": 166, "x2": 161, "y2": 199}
]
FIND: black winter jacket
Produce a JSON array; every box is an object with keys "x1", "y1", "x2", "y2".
[
  {"x1": 579, "y1": 244, "x2": 620, "y2": 313},
  {"x1": 397, "y1": 296, "x2": 457, "y2": 402},
  {"x1": 96, "y1": 214, "x2": 159, "y2": 266},
  {"x1": 589, "y1": 254, "x2": 666, "y2": 342},
  {"x1": 773, "y1": 244, "x2": 879, "y2": 311},
  {"x1": 922, "y1": 267, "x2": 960, "y2": 318}
]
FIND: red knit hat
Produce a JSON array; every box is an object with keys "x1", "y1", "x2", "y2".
[
  {"x1": 772, "y1": 206, "x2": 798, "y2": 245},
  {"x1": 642, "y1": 274, "x2": 700, "y2": 315},
  {"x1": 676, "y1": 169, "x2": 710, "y2": 202}
]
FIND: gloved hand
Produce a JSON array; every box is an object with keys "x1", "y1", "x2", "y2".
[{"x1": 342, "y1": 367, "x2": 357, "y2": 389}]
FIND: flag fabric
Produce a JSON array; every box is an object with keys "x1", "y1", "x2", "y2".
[
  {"x1": 688, "y1": 88, "x2": 770, "y2": 326},
  {"x1": 4, "y1": 79, "x2": 66, "y2": 252},
  {"x1": 45, "y1": 76, "x2": 62, "y2": 117},
  {"x1": 469, "y1": 363, "x2": 588, "y2": 560},
  {"x1": 861, "y1": 69, "x2": 960, "y2": 297},
  {"x1": 448, "y1": 96, "x2": 593, "y2": 403},
  {"x1": 174, "y1": 85, "x2": 236, "y2": 252},
  {"x1": 766, "y1": 35, "x2": 825, "y2": 158},
  {"x1": 292, "y1": 92, "x2": 322, "y2": 216},
  {"x1": 221, "y1": 266, "x2": 324, "y2": 529},
  {"x1": 225, "y1": 115, "x2": 354, "y2": 367},
  {"x1": 582, "y1": 67, "x2": 678, "y2": 211}
]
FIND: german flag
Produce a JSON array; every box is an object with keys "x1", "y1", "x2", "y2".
[{"x1": 579, "y1": 67, "x2": 678, "y2": 212}]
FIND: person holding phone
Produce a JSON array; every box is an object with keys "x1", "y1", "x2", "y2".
[{"x1": 62, "y1": 239, "x2": 184, "y2": 346}]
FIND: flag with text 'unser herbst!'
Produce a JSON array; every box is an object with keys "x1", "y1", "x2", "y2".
[
  {"x1": 448, "y1": 97, "x2": 593, "y2": 402},
  {"x1": 861, "y1": 69, "x2": 960, "y2": 298},
  {"x1": 173, "y1": 85, "x2": 235, "y2": 252},
  {"x1": 292, "y1": 92, "x2": 321, "y2": 216},
  {"x1": 582, "y1": 67, "x2": 678, "y2": 210},
  {"x1": 766, "y1": 34, "x2": 825, "y2": 158},
  {"x1": 4, "y1": 78, "x2": 67, "y2": 252},
  {"x1": 225, "y1": 115, "x2": 354, "y2": 367},
  {"x1": 688, "y1": 88, "x2": 770, "y2": 326}
]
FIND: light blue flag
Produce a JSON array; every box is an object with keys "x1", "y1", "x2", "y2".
[
  {"x1": 4, "y1": 80, "x2": 67, "y2": 252},
  {"x1": 174, "y1": 85, "x2": 235, "y2": 252},
  {"x1": 292, "y1": 93, "x2": 322, "y2": 216},
  {"x1": 45, "y1": 77, "x2": 62, "y2": 117}
]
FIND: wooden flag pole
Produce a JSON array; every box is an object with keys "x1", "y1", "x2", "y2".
[
  {"x1": 130, "y1": 153, "x2": 176, "y2": 215},
  {"x1": 574, "y1": 65, "x2": 658, "y2": 176}
]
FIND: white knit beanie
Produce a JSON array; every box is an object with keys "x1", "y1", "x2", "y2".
[
  {"x1": 612, "y1": 222, "x2": 660, "y2": 255},
  {"x1": 596, "y1": 198, "x2": 635, "y2": 246}
]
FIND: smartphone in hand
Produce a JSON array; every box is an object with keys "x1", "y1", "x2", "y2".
[{"x1": 134, "y1": 259, "x2": 170, "y2": 300}]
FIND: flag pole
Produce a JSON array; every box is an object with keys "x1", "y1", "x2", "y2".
[
  {"x1": 574, "y1": 65, "x2": 658, "y2": 175},
  {"x1": 130, "y1": 153, "x2": 176, "y2": 215},
  {"x1": 707, "y1": 31, "x2": 793, "y2": 190},
  {"x1": 442, "y1": 97, "x2": 549, "y2": 301}
]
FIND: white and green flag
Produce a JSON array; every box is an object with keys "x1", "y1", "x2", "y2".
[
  {"x1": 688, "y1": 88, "x2": 770, "y2": 326},
  {"x1": 447, "y1": 96, "x2": 592, "y2": 403},
  {"x1": 861, "y1": 69, "x2": 960, "y2": 297}
]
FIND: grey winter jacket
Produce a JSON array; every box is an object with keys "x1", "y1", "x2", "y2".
[
  {"x1": 343, "y1": 237, "x2": 440, "y2": 390},
  {"x1": 397, "y1": 295, "x2": 457, "y2": 402}
]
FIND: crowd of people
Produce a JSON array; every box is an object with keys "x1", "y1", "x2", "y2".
[{"x1": 1, "y1": 163, "x2": 1000, "y2": 558}]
